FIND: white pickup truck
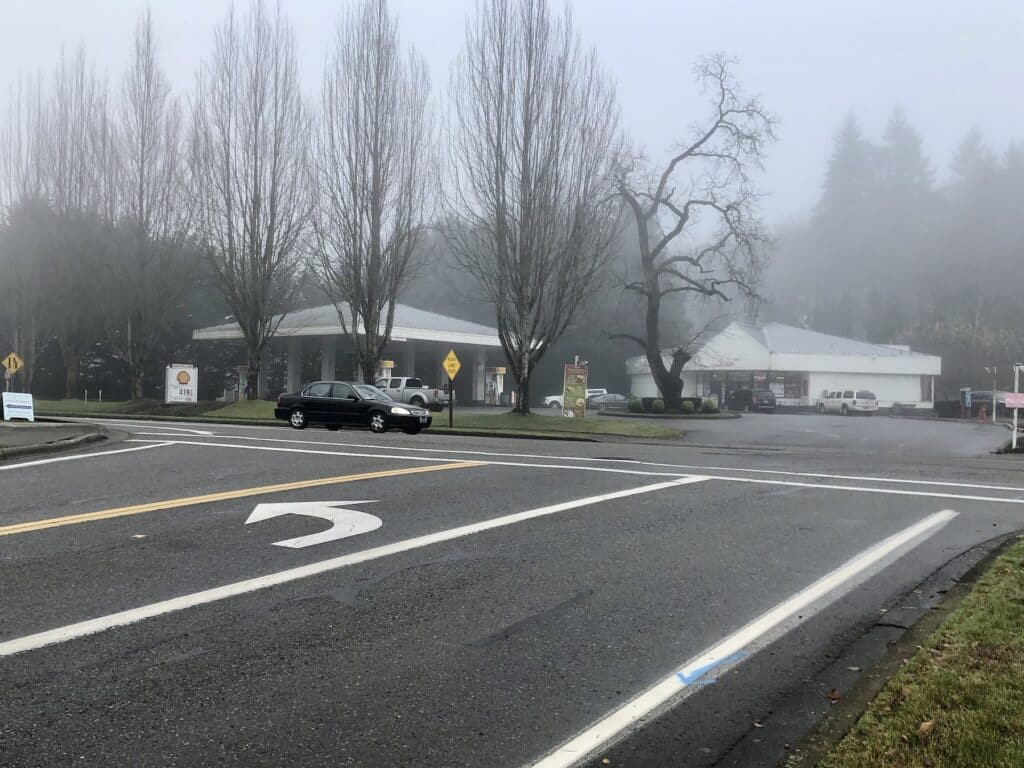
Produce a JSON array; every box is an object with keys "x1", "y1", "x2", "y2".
[{"x1": 376, "y1": 376, "x2": 448, "y2": 411}]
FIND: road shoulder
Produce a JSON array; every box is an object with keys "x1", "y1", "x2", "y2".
[{"x1": 0, "y1": 420, "x2": 108, "y2": 460}]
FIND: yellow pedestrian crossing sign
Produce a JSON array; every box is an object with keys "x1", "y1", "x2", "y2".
[
  {"x1": 2, "y1": 352, "x2": 23, "y2": 375},
  {"x1": 443, "y1": 349, "x2": 461, "y2": 381}
]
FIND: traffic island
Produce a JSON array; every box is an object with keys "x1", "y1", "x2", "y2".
[
  {"x1": 0, "y1": 421, "x2": 107, "y2": 460},
  {"x1": 810, "y1": 536, "x2": 1024, "y2": 768}
]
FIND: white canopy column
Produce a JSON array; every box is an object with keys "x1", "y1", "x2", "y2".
[
  {"x1": 473, "y1": 348, "x2": 486, "y2": 403},
  {"x1": 321, "y1": 337, "x2": 336, "y2": 381},
  {"x1": 286, "y1": 337, "x2": 303, "y2": 393}
]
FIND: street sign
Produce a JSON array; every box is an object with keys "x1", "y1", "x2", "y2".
[
  {"x1": 245, "y1": 501, "x2": 381, "y2": 548},
  {"x1": 443, "y1": 349, "x2": 461, "y2": 381},
  {"x1": 2, "y1": 392, "x2": 34, "y2": 422},
  {"x1": 1006, "y1": 392, "x2": 1024, "y2": 409},
  {"x1": 2, "y1": 352, "x2": 23, "y2": 375}
]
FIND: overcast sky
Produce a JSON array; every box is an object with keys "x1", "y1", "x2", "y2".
[{"x1": 1, "y1": 0, "x2": 1021, "y2": 224}]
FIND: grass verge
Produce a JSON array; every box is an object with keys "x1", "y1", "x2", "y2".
[
  {"x1": 34, "y1": 398, "x2": 216, "y2": 418},
  {"x1": 818, "y1": 537, "x2": 1024, "y2": 768}
]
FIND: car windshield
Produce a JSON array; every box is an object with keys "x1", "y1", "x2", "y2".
[
  {"x1": 754, "y1": 390, "x2": 774, "y2": 397},
  {"x1": 354, "y1": 384, "x2": 391, "y2": 400},
  {"x1": 856, "y1": 390, "x2": 876, "y2": 399}
]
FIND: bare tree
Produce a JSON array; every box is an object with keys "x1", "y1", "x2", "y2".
[
  {"x1": 192, "y1": 1, "x2": 309, "y2": 400},
  {"x1": 108, "y1": 9, "x2": 193, "y2": 399},
  {"x1": 614, "y1": 54, "x2": 775, "y2": 411},
  {"x1": 312, "y1": 0, "x2": 433, "y2": 384},
  {"x1": 445, "y1": 0, "x2": 622, "y2": 413}
]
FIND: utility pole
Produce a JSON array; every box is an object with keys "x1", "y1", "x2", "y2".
[{"x1": 986, "y1": 365, "x2": 998, "y2": 424}]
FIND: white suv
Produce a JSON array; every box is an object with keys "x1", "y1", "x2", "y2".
[
  {"x1": 544, "y1": 388, "x2": 607, "y2": 409},
  {"x1": 818, "y1": 389, "x2": 878, "y2": 416}
]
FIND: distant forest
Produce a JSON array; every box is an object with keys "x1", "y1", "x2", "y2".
[{"x1": 762, "y1": 111, "x2": 1023, "y2": 399}]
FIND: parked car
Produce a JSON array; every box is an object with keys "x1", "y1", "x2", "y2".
[
  {"x1": 544, "y1": 388, "x2": 608, "y2": 409},
  {"x1": 588, "y1": 393, "x2": 629, "y2": 412},
  {"x1": 275, "y1": 381, "x2": 432, "y2": 434},
  {"x1": 727, "y1": 388, "x2": 777, "y2": 412},
  {"x1": 375, "y1": 376, "x2": 447, "y2": 412},
  {"x1": 817, "y1": 389, "x2": 878, "y2": 416}
]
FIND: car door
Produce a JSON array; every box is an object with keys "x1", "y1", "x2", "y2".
[
  {"x1": 330, "y1": 383, "x2": 359, "y2": 425},
  {"x1": 302, "y1": 382, "x2": 334, "y2": 424}
]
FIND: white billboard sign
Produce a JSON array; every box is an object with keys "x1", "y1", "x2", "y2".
[
  {"x1": 165, "y1": 364, "x2": 199, "y2": 404},
  {"x1": 2, "y1": 392, "x2": 35, "y2": 421}
]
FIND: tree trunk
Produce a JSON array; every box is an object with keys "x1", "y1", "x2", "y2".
[
  {"x1": 514, "y1": 374, "x2": 531, "y2": 415},
  {"x1": 650, "y1": 364, "x2": 684, "y2": 411},
  {"x1": 64, "y1": 352, "x2": 80, "y2": 400},
  {"x1": 131, "y1": 361, "x2": 145, "y2": 400},
  {"x1": 245, "y1": 345, "x2": 261, "y2": 400},
  {"x1": 359, "y1": 355, "x2": 377, "y2": 385}
]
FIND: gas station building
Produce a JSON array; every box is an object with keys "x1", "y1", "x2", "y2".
[{"x1": 192, "y1": 303, "x2": 509, "y2": 404}]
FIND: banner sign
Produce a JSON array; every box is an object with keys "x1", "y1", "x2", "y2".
[
  {"x1": 165, "y1": 365, "x2": 199, "y2": 404},
  {"x1": 2, "y1": 392, "x2": 34, "y2": 422},
  {"x1": 1006, "y1": 392, "x2": 1024, "y2": 409},
  {"x1": 561, "y1": 364, "x2": 589, "y2": 419}
]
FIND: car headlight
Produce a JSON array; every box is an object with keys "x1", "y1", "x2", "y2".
[{"x1": 390, "y1": 406, "x2": 411, "y2": 416}]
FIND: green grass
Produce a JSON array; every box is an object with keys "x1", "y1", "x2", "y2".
[
  {"x1": 819, "y1": 537, "x2": 1024, "y2": 768},
  {"x1": 204, "y1": 400, "x2": 277, "y2": 419},
  {"x1": 34, "y1": 398, "x2": 214, "y2": 418},
  {"x1": 437, "y1": 411, "x2": 683, "y2": 439}
]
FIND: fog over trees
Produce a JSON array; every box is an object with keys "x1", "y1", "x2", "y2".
[{"x1": 0, "y1": 0, "x2": 1020, "y2": 406}]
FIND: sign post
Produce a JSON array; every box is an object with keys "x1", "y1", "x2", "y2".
[
  {"x1": 443, "y1": 349, "x2": 461, "y2": 428},
  {"x1": 2, "y1": 352, "x2": 24, "y2": 392},
  {"x1": 1010, "y1": 365, "x2": 1023, "y2": 452}
]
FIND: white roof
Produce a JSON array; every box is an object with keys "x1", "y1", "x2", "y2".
[
  {"x1": 627, "y1": 321, "x2": 941, "y2": 376},
  {"x1": 193, "y1": 302, "x2": 501, "y2": 347}
]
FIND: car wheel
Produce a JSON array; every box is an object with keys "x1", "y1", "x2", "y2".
[
  {"x1": 289, "y1": 408, "x2": 307, "y2": 429},
  {"x1": 326, "y1": 425, "x2": 339, "y2": 431},
  {"x1": 369, "y1": 411, "x2": 388, "y2": 433},
  {"x1": 841, "y1": 405, "x2": 849, "y2": 416},
  {"x1": 410, "y1": 396, "x2": 425, "y2": 406},
  {"x1": 817, "y1": 403, "x2": 825, "y2": 414},
  {"x1": 550, "y1": 401, "x2": 561, "y2": 409},
  {"x1": 402, "y1": 426, "x2": 421, "y2": 435}
]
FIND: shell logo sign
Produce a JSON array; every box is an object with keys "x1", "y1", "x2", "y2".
[{"x1": 165, "y1": 364, "x2": 199, "y2": 404}]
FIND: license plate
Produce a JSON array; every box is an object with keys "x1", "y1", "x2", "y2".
[{"x1": 419, "y1": 416, "x2": 428, "y2": 423}]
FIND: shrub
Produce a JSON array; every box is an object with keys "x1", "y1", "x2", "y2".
[
  {"x1": 627, "y1": 397, "x2": 643, "y2": 413},
  {"x1": 701, "y1": 399, "x2": 720, "y2": 414},
  {"x1": 679, "y1": 400, "x2": 696, "y2": 414},
  {"x1": 652, "y1": 398, "x2": 666, "y2": 413}
]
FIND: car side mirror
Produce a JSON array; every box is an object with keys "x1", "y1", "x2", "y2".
[{"x1": 346, "y1": 394, "x2": 359, "y2": 401}]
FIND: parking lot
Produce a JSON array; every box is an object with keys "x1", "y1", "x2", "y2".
[{"x1": 1, "y1": 415, "x2": 1021, "y2": 767}]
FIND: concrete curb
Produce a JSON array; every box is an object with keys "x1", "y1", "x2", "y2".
[
  {"x1": 601, "y1": 411, "x2": 741, "y2": 420},
  {"x1": 0, "y1": 425, "x2": 107, "y2": 461},
  {"x1": 782, "y1": 532, "x2": 1022, "y2": 768}
]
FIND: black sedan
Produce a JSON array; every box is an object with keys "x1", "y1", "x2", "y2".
[
  {"x1": 587, "y1": 393, "x2": 630, "y2": 412},
  {"x1": 274, "y1": 381, "x2": 432, "y2": 434},
  {"x1": 726, "y1": 388, "x2": 776, "y2": 412}
]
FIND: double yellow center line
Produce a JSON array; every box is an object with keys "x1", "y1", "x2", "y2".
[{"x1": 0, "y1": 461, "x2": 484, "y2": 538}]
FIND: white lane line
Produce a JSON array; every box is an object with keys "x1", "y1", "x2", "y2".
[
  {"x1": 125, "y1": 431, "x2": 1024, "y2": 493},
  {"x1": 0, "y1": 476, "x2": 709, "y2": 659},
  {"x1": 527, "y1": 508, "x2": 959, "y2": 768},
  {"x1": 0, "y1": 442, "x2": 172, "y2": 471},
  {"x1": 123, "y1": 440, "x2": 692, "y2": 479},
  {"x1": 127, "y1": 440, "x2": 1024, "y2": 504}
]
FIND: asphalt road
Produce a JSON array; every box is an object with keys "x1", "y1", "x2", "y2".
[{"x1": 1, "y1": 415, "x2": 1022, "y2": 768}]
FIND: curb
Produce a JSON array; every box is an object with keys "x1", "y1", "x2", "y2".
[
  {"x1": 601, "y1": 411, "x2": 741, "y2": 420},
  {"x1": 782, "y1": 532, "x2": 1022, "y2": 768},
  {"x1": 0, "y1": 425, "x2": 107, "y2": 461}
]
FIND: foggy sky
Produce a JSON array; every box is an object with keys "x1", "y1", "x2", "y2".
[{"x1": 1, "y1": 0, "x2": 1021, "y2": 224}]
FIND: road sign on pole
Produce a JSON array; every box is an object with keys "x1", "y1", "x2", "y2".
[
  {"x1": 443, "y1": 349, "x2": 460, "y2": 428},
  {"x1": 2, "y1": 352, "x2": 23, "y2": 375},
  {"x1": 1013, "y1": 365, "x2": 1022, "y2": 452}
]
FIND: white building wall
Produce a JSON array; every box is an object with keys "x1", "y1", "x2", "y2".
[{"x1": 808, "y1": 372, "x2": 928, "y2": 408}]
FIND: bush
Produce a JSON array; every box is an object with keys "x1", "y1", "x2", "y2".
[
  {"x1": 679, "y1": 400, "x2": 696, "y2": 414},
  {"x1": 627, "y1": 397, "x2": 643, "y2": 413},
  {"x1": 701, "y1": 399, "x2": 720, "y2": 414},
  {"x1": 652, "y1": 398, "x2": 665, "y2": 413}
]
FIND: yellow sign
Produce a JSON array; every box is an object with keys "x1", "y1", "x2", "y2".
[
  {"x1": 443, "y1": 349, "x2": 461, "y2": 381},
  {"x1": 2, "y1": 352, "x2": 24, "y2": 375}
]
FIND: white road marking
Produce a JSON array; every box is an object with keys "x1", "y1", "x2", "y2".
[
  {"x1": 0, "y1": 476, "x2": 709, "y2": 658},
  {"x1": 0, "y1": 442, "x2": 172, "y2": 471},
  {"x1": 527, "y1": 509, "x2": 959, "y2": 768},
  {"x1": 123, "y1": 430, "x2": 1024, "y2": 493},
  {"x1": 245, "y1": 501, "x2": 381, "y2": 548},
  {"x1": 126, "y1": 439, "x2": 1024, "y2": 504}
]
